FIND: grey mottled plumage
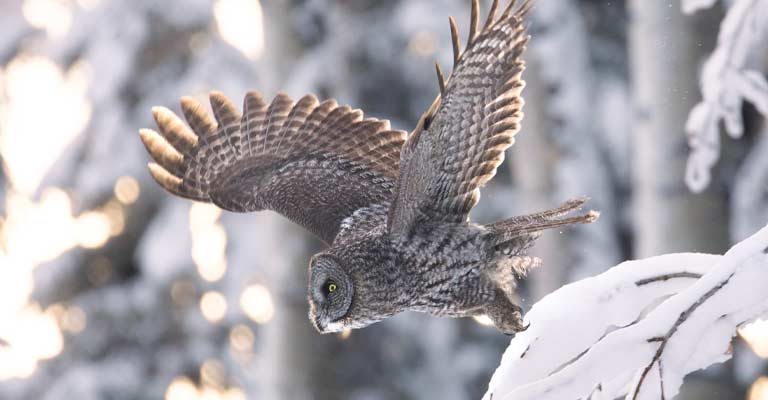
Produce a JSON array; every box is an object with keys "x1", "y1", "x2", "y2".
[{"x1": 140, "y1": 0, "x2": 598, "y2": 335}]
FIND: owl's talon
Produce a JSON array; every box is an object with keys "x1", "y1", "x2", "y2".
[{"x1": 483, "y1": 290, "x2": 529, "y2": 334}]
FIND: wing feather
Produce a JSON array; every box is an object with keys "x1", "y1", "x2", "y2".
[
  {"x1": 388, "y1": 0, "x2": 530, "y2": 237},
  {"x1": 141, "y1": 92, "x2": 407, "y2": 244},
  {"x1": 242, "y1": 91, "x2": 269, "y2": 158}
]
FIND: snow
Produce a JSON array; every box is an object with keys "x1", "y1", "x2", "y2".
[
  {"x1": 485, "y1": 224, "x2": 768, "y2": 400},
  {"x1": 682, "y1": 0, "x2": 768, "y2": 192},
  {"x1": 683, "y1": 0, "x2": 720, "y2": 13}
]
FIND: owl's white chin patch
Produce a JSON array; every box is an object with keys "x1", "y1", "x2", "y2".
[{"x1": 323, "y1": 320, "x2": 346, "y2": 333}]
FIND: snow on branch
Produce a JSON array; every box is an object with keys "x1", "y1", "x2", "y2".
[
  {"x1": 682, "y1": 0, "x2": 768, "y2": 192},
  {"x1": 484, "y1": 224, "x2": 768, "y2": 400}
]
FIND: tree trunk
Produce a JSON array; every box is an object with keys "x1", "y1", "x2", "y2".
[
  {"x1": 629, "y1": 0, "x2": 728, "y2": 257},
  {"x1": 521, "y1": 0, "x2": 623, "y2": 286}
]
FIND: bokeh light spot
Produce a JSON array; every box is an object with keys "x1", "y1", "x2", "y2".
[
  {"x1": 76, "y1": 211, "x2": 111, "y2": 249},
  {"x1": 223, "y1": 388, "x2": 246, "y2": 400},
  {"x1": 749, "y1": 376, "x2": 768, "y2": 400},
  {"x1": 213, "y1": 0, "x2": 264, "y2": 59},
  {"x1": 165, "y1": 376, "x2": 198, "y2": 400},
  {"x1": 114, "y1": 176, "x2": 140, "y2": 204},
  {"x1": 60, "y1": 306, "x2": 86, "y2": 334},
  {"x1": 0, "y1": 56, "x2": 91, "y2": 195},
  {"x1": 240, "y1": 284, "x2": 274, "y2": 324},
  {"x1": 189, "y1": 203, "x2": 227, "y2": 282},
  {"x1": 200, "y1": 359, "x2": 226, "y2": 390},
  {"x1": 200, "y1": 291, "x2": 227, "y2": 323},
  {"x1": 22, "y1": 0, "x2": 73, "y2": 38},
  {"x1": 740, "y1": 319, "x2": 768, "y2": 358},
  {"x1": 189, "y1": 203, "x2": 222, "y2": 231},
  {"x1": 229, "y1": 324, "x2": 254, "y2": 353},
  {"x1": 408, "y1": 30, "x2": 438, "y2": 57}
]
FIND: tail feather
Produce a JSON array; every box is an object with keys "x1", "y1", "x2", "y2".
[
  {"x1": 488, "y1": 197, "x2": 599, "y2": 241},
  {"x1": 486, "y1": 197, "x2": 599, "y2": 259},
  {"x1": 490, "y1": 197, "x2": 590, "y2": 228},
  {"x1": 497, "y1": 211, "x2": 600, "y2": 236}
]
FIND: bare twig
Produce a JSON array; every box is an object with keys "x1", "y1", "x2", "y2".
[
  {"x1": 635, "y1": 272, "x2": 702, "y2": 286},
  {"x1": 631, "y1": 273, "x2": 732, "y2": 399}
]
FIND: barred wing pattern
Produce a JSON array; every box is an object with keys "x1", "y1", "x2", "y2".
[
  {"x1": 388, "y1": 0, "x2": 531, "y2": 237},
  {"x1": 140, "y1": 92, "x2": 406, "y2": 244}
]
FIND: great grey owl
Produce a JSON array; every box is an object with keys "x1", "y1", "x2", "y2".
[{"x1": 139, "y1": 0, "x2": 598, "y2": 335}]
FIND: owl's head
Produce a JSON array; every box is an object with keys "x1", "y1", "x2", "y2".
[
  {"x1": 307, "y1": 254, "x2": 355, "y2": 333},
  {"x1": 307, "y1": 250, "x2": 397, "y2": 334}
]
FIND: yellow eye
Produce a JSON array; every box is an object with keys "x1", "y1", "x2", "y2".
[{"x1": 328, "y1": 283, "x2": 337, "y2": 293}]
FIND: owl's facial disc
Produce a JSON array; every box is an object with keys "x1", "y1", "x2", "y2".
[{"x1": 308, "y1": 255, "x2": 354, "y2": 333}]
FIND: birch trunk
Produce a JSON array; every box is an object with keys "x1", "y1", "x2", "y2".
[
  {"x1": 629, "y1": 1, "x2": 728, "y2": 257},
  {"x1": 732, "y1": 123, "x2": 768, "y2": 241},
  {"x1": 523, "y1": 0, "x2": 622, "y2": 284}
]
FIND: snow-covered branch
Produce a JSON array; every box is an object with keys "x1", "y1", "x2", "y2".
[
  {"x1": 484, "y1": 224, "x2": 768, "y2": 400},
  {"x1": 683, "y1": 0, "x2": 768, "y2": 192}
]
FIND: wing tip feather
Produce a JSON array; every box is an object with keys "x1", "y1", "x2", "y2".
[
  {"x1": 151, "y1": 106, "x2": 199, "y2": 149},
  {"x1": 448, "y1": 16, "x2": 461, "y2": 67},
  {"x1": 180, "y1": 95, "x2": 219, "y2": 136},
  {"x1": 147, "y1": 162, "x2": 183, "y2": 192},
  {"x1": 209, "y1": 91, "x2": 241, "y2": 125},
  {"x1": 180, "y1": 95, "x2": 201, "y2": 111},
  {"x1": 139, "y1": 128, "x2": 184, "y2": 171},
  {"x1": 209, "y1": 91, "x2": 236, "y2": 110}
]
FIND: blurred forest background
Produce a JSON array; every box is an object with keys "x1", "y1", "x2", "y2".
[{"x1": 0, "y1": 0, "x2": 767, "y2": 399}]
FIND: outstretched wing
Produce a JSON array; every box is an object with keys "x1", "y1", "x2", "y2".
[
  {"x1": 140, "y1": 91, "x2": 406, "y2": 244},
  {"x1": 388, "y1": 0, "x2": 531, "y2": 237}
]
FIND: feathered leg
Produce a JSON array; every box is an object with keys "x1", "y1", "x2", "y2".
[
  {"x1": 480, "y1": 198, "x2": 599, "y2": 334},
  {"x1": 483, "y1": 288, "x2": 527, "y2": 335}
]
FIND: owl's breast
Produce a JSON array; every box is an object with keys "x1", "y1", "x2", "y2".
[{"x1": 397, "y1": 223, "x2": 496, "y2": 315}]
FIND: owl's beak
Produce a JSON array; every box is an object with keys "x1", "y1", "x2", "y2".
[{"x1": 312, "y1": 315, "x2": 326, "y2": 333}]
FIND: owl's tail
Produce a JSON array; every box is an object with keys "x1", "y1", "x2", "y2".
[
  {"x1": 485, "y1": 197, "x2": 599, "y2": 274},
  {"x1": 487, "y1": 197, "x2": 599, "y2": 239}
]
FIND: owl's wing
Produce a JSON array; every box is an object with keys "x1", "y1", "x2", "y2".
[
  {"x1": 140, "y1": 92, "x2": 406, "y2": 244},
  {"x1": 388, "y1": 0, "x2": 530, "y2": 237}
]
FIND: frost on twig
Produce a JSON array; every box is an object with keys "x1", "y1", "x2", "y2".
[
  {"x1": 484, "y1": 224, "x2": 768, "y2": 400},
  {"x1": 682, "y1": 0, "x2": 768, "y2": 192}
]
